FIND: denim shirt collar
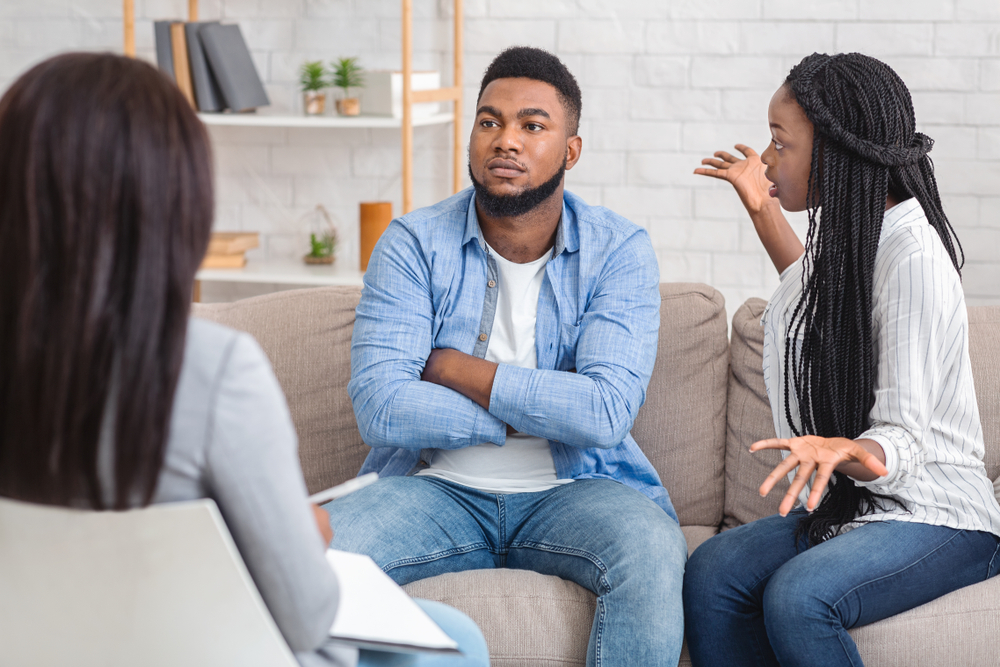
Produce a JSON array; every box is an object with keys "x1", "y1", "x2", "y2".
[{"x1": 462, "y1": 189, "x2": 580, "y2": 257}]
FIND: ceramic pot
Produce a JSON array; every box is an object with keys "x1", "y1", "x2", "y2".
[
  {"x1": 359, "y1": 201, "x2": 392, "y2": 270},
  {"x1": 303, "y1": 91, "x2": 326, "y2": 116},
  {"x1": 336, "y1": 97, "x2": 361, "y2": 116},
  {"x1": 303, "y1": 254, "x2": 335, "y2": 265}
]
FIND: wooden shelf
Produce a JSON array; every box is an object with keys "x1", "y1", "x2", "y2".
[
  {"x1": 198, "y1": 111, "x2": 454, "y2": 129},
  {"x1": 196, "y1": 260, "x2": 364, "y2": 287},
  {"x1": 123, "y1": 0, "x2": 462, "y2": 216}
]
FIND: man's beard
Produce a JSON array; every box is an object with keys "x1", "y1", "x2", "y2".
[{"x1": 469, "y1": 158, "x2": 566, "y2": 218}]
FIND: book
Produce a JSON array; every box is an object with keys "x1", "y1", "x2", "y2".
[
  {"x1": 207, "y1": 232, "x2": 259, "y2": 255},
  {"x1": 199, "y1": 23, "x2": 270, "y2": 113},
  {"x1": 201, "y1": 254, "x2": 247, "y2": 269},
  {"x1": 185, "y1": 21, "x2": 226, "y2": 112},
  {"x1": 153, "y1": 21, "x2": 175, "y2": 81},
  {"x1": 325, "y1": 550, "x2": 460, "y2": 654},
  {"x1": 170, "y1": 22, "x2": 195, "y2": 107}
]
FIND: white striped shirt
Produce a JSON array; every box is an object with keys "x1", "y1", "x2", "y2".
[{"x1": 762, "y1": 198, "x2": 1000, "y2": 536}]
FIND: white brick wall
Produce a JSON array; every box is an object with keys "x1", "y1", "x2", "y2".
[{"x1": 2, "y1": 0, "x2": 999, "y2": 311}]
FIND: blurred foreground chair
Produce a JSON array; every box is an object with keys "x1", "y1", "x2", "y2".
[{"x1": 0, "y1": 496, "x2": 298, "y2": 667}]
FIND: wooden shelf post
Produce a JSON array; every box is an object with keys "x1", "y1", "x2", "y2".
[
  {"x1": 123, "y1": 0, "x2": 135, "y2": 56},
  {"x1": 124, "y1": 0, "x2": 199, "y2": 55},
  {"x1": 453, "y1": 0, "x2": 463, "y2": 195},
  {"x1": 402, "y1": 0, "x2": 414, "y2": 214}
]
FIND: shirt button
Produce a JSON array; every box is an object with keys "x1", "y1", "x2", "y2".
[
  {"x1": 478, "y1": 333, "x2": 488, "y2": 342},
  {"x1": 487, "y1": 280, "x2": 496, "y2": 288}
]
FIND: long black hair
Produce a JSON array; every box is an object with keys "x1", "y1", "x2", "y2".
[
  {"x1": 0, "y1": 53, "x2": 213, "y2": 509},
  {"x1": 783, "y1": 53, "x2": 964, "y2": 547}
]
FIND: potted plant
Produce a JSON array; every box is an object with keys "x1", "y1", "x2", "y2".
[
  {"x1": 299, "y1": 60, "x2": 329, "y2": 116},
  {"x1": 303, "y1": 205, "x2": 338, "y2": 265},
  {"x1": 332, "y1": 57, "x2": 364, "y2": 116}
]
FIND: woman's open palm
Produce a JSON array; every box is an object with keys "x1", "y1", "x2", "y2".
[{"x1": 694, "y1": 144, "x2": 772, "y2": 214}]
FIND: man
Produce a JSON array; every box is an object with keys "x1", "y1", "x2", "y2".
[{"x1": 328, "y1": 46, "x2": 685, "y2": 666}]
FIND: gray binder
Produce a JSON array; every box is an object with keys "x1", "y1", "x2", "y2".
[
  {"x1": 185, "y1": 21, "x2": 226, "y2": 112},
  {"x1": 199, "y1": 23, "x2": 270, "y2": 113},
  {"x1": 154, "y1": 20, "x2": 175, "y2": 81}
]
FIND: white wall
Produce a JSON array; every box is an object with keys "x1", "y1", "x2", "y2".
[{"x1": 2, "y1": 1, "x2": 999, "y2": 311}]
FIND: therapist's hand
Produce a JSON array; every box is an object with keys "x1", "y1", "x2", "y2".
[{"x1": 312, "y1": 503, "x2": 334, "y2": 547}]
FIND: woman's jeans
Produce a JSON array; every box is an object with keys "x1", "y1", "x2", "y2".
[
  {"x1": 684, "y1": 509, "x2": 1000, "y2": 667},
  {"x1": 327, "y1": 476, "x2": 687, "y2": 667}
]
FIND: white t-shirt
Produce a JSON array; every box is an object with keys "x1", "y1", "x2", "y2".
[{"x1": 416, "y1": 243, "x2": 573, "y2": 494}]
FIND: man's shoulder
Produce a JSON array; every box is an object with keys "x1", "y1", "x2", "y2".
[{"x1": 393, "y1": 188, "x2": 473, "y2": 241}]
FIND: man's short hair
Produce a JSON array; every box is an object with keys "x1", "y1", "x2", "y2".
[{"x1": 477, "y1": 46, "x2": 582, "y2": 136}]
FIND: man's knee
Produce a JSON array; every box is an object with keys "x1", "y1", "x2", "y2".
[{"x1": 325, "y1": 477, "x2": 421, "y2": 558}]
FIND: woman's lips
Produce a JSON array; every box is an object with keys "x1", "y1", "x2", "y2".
[{"x1": 768, "y1": 185, "x2": 779, "y2": 198}]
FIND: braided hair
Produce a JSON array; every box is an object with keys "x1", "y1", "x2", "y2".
[{"x1": 783, "y1": 53, "x2": 964, "y2": 547}]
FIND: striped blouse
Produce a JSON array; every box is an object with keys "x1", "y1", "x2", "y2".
[{"x1": 761, "y1": 198, "x2": 1000, "y2": 536}]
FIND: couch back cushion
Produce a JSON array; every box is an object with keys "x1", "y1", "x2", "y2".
[
  {"x1": 194, "y1": 283, "x2": 731, "y2": 524},
  {"x1": 631, "y1": 283, "x2": 729, "y2": 527},
  {"x1": 723, "y1": 298, "x2": 784, "y2": 528},
  {"x1": 193, "y1": 287, "x2": 366, "y2": 494},
  {"x1": 724, "y1": 300, "x2": 1000, "y2": 529}
]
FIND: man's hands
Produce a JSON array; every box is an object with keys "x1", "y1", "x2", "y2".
[
  {"x1": 750, "y1": 435, "x2": 889, "y2": 517},
  {"x1": 312, "y1": 503, "x2": 333, "y2": 547},
  {"x1": 694, "y1": 144, "x2": 774, "y2": 215},
  {"x1": 421, "y1": 348, "x2": 498, "y2": 410}
]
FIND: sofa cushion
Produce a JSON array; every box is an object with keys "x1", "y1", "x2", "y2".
[
  {"x1": 968, "y1": 306, "x2": 1000, "y2": 484},
  {"x1": 403, "y1": 524, "x2": 716, "y2": 667},
  {"x1": 193, "y1": 287, "x2": 366, "y2": 494},
  {"x1": 632, "y1": 283, "x2": 729, "y2": 527},
  {"x1": 848, "y1": 575, "x2": 1000, "y2": 666},
  {"x1": 722, "y1": 298, "x2": 784, "y2": 528}
]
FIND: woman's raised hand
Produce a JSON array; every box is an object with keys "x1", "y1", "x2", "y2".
[
  {"x1": 694, "y1": 144, "x2": 773, "y2": 214},
  {"x1": 750, "y1": 435, "x2": 890, "y2": 517}
]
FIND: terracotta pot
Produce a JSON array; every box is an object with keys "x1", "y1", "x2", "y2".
[
  {"x1": 336, "y1": 97, "x2": 361, "y2": 116},
  {"x1": 303, "y1": 254, "x2": 335, "y2": 265},
  {"x1": 303, "y1": 91, "x2": 326, "y2": 115}
]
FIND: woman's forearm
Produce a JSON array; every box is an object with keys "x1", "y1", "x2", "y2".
[{"x1": 749, "y1": 201, "x2": 805, "y2": 275}]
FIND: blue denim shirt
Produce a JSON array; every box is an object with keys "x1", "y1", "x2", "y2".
[{"x1": 348, "y1": 188, "x2": 676, "y2": 520}]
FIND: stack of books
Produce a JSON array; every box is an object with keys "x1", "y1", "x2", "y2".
[
  {"x1": 154, "y1": 21, "x2": 269, "y2": 113},
  {"x1": 201, "y1": 232, "x2": 259, "y2": 269}
]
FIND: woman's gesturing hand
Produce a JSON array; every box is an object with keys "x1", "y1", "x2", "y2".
[
  {"x1": 694, "y1": 144, "x2": 774, "y2": 215},
  {"x1": 750, "y1": 435, "x2": 890, "y2": 517}
]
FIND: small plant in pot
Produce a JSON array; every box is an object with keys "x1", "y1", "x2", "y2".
[
  {"x1": 303, "y1": 205, "x2": 338, "y2": 265},
  {"x1": 299, "y1": 60, "x2": 329, "y2": 115},
  {"x1": 332, "y1": 57, "x2": 364, "y2": 116}
]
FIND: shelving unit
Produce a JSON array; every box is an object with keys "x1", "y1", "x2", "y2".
[
  {"x1": 197, "y1": 111, "x2": 454, "y2": 130},
  {"x1": 122, "y1": 0, "x2": 463, "y2": 215}
]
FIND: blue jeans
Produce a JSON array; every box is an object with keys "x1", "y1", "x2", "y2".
[
  {"x1": 683, "y1": 510, "x2": 1000, "y2": 667},
  {"x1": 326, "y1": 476, "x2": 687, "y2": 667},
  {"x1": 358, "y1": 599, "x2": 489, "y2": 666}
]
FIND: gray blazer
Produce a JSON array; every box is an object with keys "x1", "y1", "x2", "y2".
[{"x1": 148, "y1": 318, "x2": 353, "y2": 666}]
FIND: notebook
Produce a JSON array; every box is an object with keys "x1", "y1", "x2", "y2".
[
  {"x1": 185, "y1": 21, "x2": 226, "y2": 112},
  {"x1": 326, "y1": 550, "x2": 460, "y2": 654},
  {"x1": 199, "y1": 23, "x2": 270, "y2": 112},
  {"x1": 153, "y1": 20, "x2": 175, "y2": 80}
]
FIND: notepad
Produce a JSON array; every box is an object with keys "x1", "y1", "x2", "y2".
[{"x1": 326, "y1": 550, "x2": 460, "y2": 655}]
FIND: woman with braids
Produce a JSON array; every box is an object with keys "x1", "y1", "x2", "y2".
[
  {"x1": 682, "y1": 52, "x2": 1000, "y2": 666},
  {"x1": 0, "y1": 53, "x2": 488, "y2": 667}
]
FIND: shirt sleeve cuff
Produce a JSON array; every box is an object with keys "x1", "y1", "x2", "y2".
[
  {"x1": 853, "y1": 430, "x2": 903, "y2": 489},
  {"x1": 488, "y1": 363, "x2": 532, "y2": 434}
]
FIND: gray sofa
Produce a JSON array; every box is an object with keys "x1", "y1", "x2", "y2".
[{"x1": 194, "y1": 283, "x2": 1000, "y2": 666}]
